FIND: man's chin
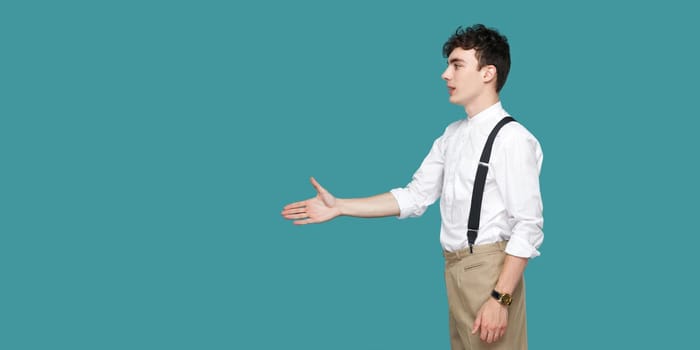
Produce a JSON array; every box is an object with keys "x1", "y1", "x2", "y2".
[{"x1": 448, "y1": 96, "x2": 464, "y2": 106}]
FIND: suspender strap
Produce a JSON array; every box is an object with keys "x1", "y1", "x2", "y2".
[{"x1": 466, "y1": 116, "x2": 515, "y2": 253}]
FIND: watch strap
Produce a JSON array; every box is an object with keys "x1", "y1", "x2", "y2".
[{"x1": 491, "y1": 289, "x2": 512, "y2": 306}]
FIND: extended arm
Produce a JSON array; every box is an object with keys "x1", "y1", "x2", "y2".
[{"x1": 281, "y1": 177, "x2": 399, "y2": 225}]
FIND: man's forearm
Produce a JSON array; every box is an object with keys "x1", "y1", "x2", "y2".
[
  {"x1": 337, "y1": 192, "x2": 400, "y2": 218},
  {"x1": 495, "y1": 254, "x2": 528, "y2": 294}
]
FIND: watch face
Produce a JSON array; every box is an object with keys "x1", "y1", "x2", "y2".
[{"x1": 501, "y1": 294, "x2": 512, "y2": 305}]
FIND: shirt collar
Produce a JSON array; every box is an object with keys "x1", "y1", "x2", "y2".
[{"x1": 466, "y1": 101, "x2": 508, "y2": 128}]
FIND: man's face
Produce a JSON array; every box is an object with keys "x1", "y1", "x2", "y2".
[{"x1": 441, "y1": 48, "x2": 487, "y2": 106}]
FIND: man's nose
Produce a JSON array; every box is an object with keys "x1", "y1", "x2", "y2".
[{"x1": 441, "y1": 68, "x2": 451, "y2": 81}]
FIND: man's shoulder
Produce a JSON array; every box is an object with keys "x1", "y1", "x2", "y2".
[
  {"x1": 500, "y1": 119, "x2": 539, "y2": 142},
  {"x1": 496, "y1": 119, "x2": 543, "y2": 156}
]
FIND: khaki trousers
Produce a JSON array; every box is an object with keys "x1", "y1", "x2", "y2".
[{"x1": 444, "y1": 241, "x2": 527, "y2": 350}]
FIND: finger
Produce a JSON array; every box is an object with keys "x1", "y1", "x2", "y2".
[
  {"x1": 481, "y1": 327, "x2": 488, "y2": 342},
  {"x1": 283, "y1": 201, "x2": 307, "y2": 210},
  {"x1": 293, "y1": 218, "x2": 315, "y2": 225},
  {"x1": 282, "y1": 207, "x2": 306, "y2": 215},
  {"x1": 284, "y1": 213, "x2": 311, "y2": 220},
  {"x1": 486, "y1": 330, "x2": 495, "y2": 344},
  {"x1": 281, "y1": 209, "x2": 306, "y2": 218},
  {"x1": 310, "y1": 177, "x2": 326, "y2": 194},
  {"x1": 472, "y1": 314, "x2": 482, "y2": 334}
]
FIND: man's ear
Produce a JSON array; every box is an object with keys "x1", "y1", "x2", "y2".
[{"x1": 482, "y1": 65, "x2": 497, "y2": 83}]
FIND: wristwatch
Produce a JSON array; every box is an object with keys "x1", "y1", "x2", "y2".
[{"x1": 491, "y1": 290, "x2": 513, "y2": 306}]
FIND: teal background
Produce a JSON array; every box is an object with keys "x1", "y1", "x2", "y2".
[{"x1": 2, "y1": 0, "x2": 698, "y2": 349}]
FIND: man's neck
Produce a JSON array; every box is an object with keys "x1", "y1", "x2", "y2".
[{"x1": 464, "y1": 93, "x2": 500, "y2": 119}]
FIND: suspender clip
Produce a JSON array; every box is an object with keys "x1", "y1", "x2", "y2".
[{"x1": 467, "y1": 229, "x2": 478, "y2": 254}]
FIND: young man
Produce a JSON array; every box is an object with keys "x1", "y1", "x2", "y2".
[{"x1": 281, "y1": 24, "x2": 543, "y2": 350}]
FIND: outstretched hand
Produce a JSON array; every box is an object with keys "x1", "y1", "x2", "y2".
[{"x1": 281, "y1": 177, "x2": 341, "y2": 225}]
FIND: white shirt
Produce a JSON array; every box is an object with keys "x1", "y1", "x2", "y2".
[{"x1": 390, "y1": 102, "x2": 544, "y2": 258}]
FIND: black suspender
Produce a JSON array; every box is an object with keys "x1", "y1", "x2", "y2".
[{"x1": 466, "y1": 116, "x2": 515, "y2": 253}]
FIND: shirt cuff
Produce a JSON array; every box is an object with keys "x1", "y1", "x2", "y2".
[
  {"x1": 505, "y1": 235, "x2": 541, "y2": 259},
  {"x1": 389, "y1": 188, "x2": 414, "y2": 219}
]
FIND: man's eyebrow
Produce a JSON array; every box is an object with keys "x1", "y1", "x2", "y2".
[{"x1": 448, "y1": 58, "x2": 466, "y2": 64}]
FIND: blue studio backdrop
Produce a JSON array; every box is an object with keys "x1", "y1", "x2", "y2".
[{"x1": 1, "y1": 0, "x2": 699, "y2": 349}]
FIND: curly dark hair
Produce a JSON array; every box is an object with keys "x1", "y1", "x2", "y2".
[{"x1": 442, "y1": 24, "x2": 511, "y2": 92}]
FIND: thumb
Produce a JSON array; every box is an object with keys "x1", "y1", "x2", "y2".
[
  {"x1": 472, "y1": 312, "x2": 482, "y2": 334},
  {"x1": 310, "y1": 176, "x2": 326, "y2": 194}
]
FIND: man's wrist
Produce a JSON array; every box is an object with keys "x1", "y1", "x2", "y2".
[
  {"x1": 494, "y1": 283, "x2": 513, "y2": 295},
  {"x1": 491, "y1": 289, "x2": 513, "y2": 306},
  {"x1": 335, "y1": 198, "x2": 346, "y2": 216}
]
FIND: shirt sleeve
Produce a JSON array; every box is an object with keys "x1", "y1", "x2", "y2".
[
  {"x1": 492, "y1": 125, "x2": 544, "y2": 258},
  {"x1": 390, "y1": 134, "x2": 446, "y2": 219}
]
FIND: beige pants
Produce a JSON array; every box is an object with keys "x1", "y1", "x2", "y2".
[{"x1": 444, "y1": 241, "x2": 527, "y2": 350}]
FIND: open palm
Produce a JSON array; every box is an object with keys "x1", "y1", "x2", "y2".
[{"x1": 281, "y1": 177, "x2": 341, "y2": 225}]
